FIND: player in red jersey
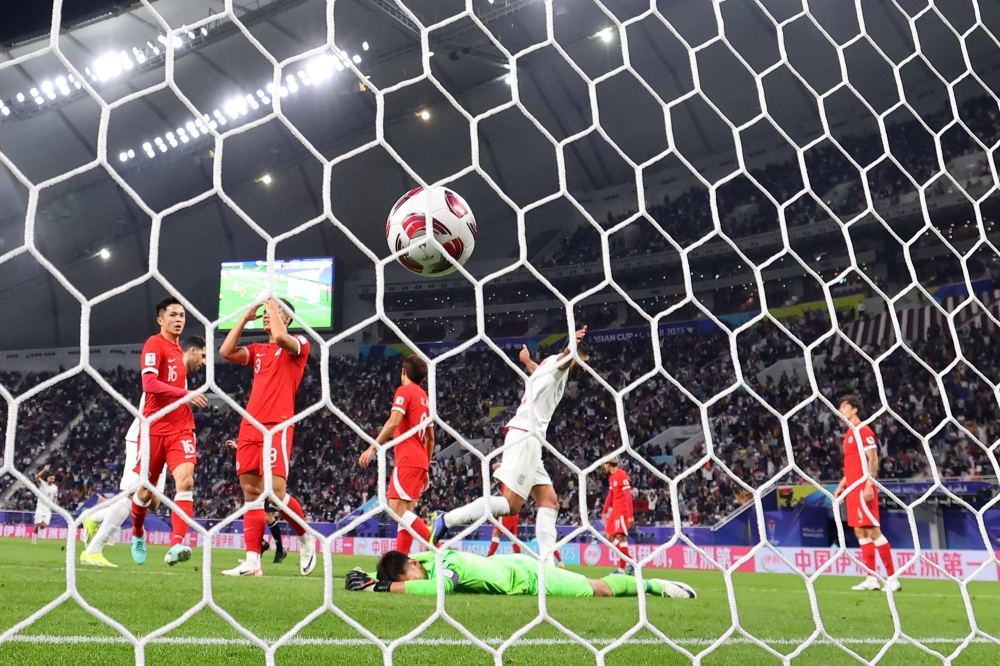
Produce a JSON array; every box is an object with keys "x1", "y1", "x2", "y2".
[
  {"x1": 219, "y1": 299, "x2": 317, "y2": 577},
  {"x1": 602, "y1": 458, "x2": 635, "y2": 574},
  {"x1": 130, "y1": 297, "x2": 207, "y2": 567},
  {"x1": 359, "y1": 355, "x2": 435, "y2": 555},
  {"x1": 834, "y1": 395, "x2": 899, "y2": 592}
]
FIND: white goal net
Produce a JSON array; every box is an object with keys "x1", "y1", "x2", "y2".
[{"x1": 2, "y1": 0, "x2": 1000, "y2": 664}]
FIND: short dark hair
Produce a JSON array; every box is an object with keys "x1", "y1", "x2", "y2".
[
  {"x1": 156, "y1": 297, "x2": 181, "y2": 317},
  {"x1": 376, "y1": 550, "x2": 411, "y2": 582},
  {"x1": 278, "y1": 298, "x2": 296, "y2": 314},
  {"x1": 183, "y1": 336, "x2": 206, "y2": 351},
  {"x1": 401, "y1": 355, "x2": 427, "y2": 384},
  {"x1": 606, "y1": 457, "x2": 619, "y2": 468},
  {"x1": 840, "y1": 394, "x2": 863, "y2": 415}
]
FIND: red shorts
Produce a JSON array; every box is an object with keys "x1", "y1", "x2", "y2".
[
  {"x1": 134, "y1": 431, "x2": 197, "y2": 485},
  {"x1": 500, "y1": 513, "x2": 519, "y2": 532},
  {"x1": 388, "y1": 466, "x2": 428, "y2": 501},
  {"x1": 606, "y1": 511, "x2": 631, "y2": 536},
  {"x1": 236, "y1": 422, "x2": 294, "y2": 479},
  {"x1": 846, "y1": 485, "x2": 880, "y2": 528}
]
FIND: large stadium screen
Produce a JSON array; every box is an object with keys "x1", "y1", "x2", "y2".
[{"x1": 218, "y1": 258, "x2": 334, "y2": 330}]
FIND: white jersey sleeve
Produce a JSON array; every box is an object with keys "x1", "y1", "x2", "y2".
[
  {"x1": 125, "y1": 394, "x2": 145, "y2": 442},
  {"x1": 504, "y1": 354, "x2": 571, "y2": 438}
]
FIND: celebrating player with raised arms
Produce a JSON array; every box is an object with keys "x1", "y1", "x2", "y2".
[
  {"x1": 602, "y1": 458, "x2": 635, "y2": 574},
  {"x1": 31, "y1": 466, "x2": 57, "y2": 545},
  {"x1": 431, "y1": 327, "x2": 589, "y2": 565},
  {"x1": 358, "y1": 355, "x2": 435, "y2": 555},
  {"x1": 834, "y1": 395, "x2": 899, "y2": 592},
  {"x1": 346, "y1": 549, "x2": 695, "y2": 599},
  {"x1": 129, "y1": 298, "x2": 207, "y2": 567},
  {"x1": 219, "y1": 299, "x2": 316, "y2": 577}
]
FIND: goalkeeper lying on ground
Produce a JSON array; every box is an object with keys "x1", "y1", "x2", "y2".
[{"x1": 345, "y1": 549, "x2": 697, "y2": 599}]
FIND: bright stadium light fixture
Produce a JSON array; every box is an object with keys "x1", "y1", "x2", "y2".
[
  {"x1": 258, "y1": 174, "x2": 272, "y2": 185},
  {"x1": 99, "y1": 248, "x2": 111, "y2": 260},
  {"x1": 119, "y1": 152, "x2": 128, "y2": 162},
  {"x1": 127, "y1": 149, "x2": 135, "y2": 158},
  {"x1": 201, "y1": 27, "x2": 208, "y2": 36},
  {"x1": 419, "y1": 110, "x2": 430, "y2": 120},
  {"x1": 362, "y1": 41, "x2": 369, "y2": 50},
  {"x1": 352, "y1": 54, "x2": 362, "y2": 63},
  {"x1": 597, "y1": 28, "x2": 614, "y2": 42},
  {"x1": 1, "y1": 107, "x2": 9, "y2": 116},
  {"x1": 16, "y1": 92, "x2": 24, "y2": 102},
  {"x1": 34, "y1": 96, "x2": 44, "y2": 105}
]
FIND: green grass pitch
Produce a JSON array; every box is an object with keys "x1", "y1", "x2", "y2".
[
  {"x1": 1, "y1": 539, "x2": 998, "y2": 665},
  {"x1": 218, "y1": 268, "x2": 331, "y2": 331}
]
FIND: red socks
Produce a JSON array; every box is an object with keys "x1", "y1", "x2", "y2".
[
  {"x1": 171, "y1": 492, "x2": 193, "y2": 546},
  {"x1": 859, "y1": 537, "x2": 876, "y2": 574},
  {"x1": 396, "y1": 511, "x2": 431, "y2": 554},
  {"x1": 512, "y1": 542, "x2": 521, "y2": 554},
  {"x1": 244, "y1": 508, "x2": 266, "y2": 555},
  {"x1": 875, "y1": 536, "x2": 895, "y2": 576},
  {"x1": 488, "y1": 538, "x2": 500, "y2": 557},
  {"x1": 616, "y1": 541, "x2": 631, "y2": 569},
  {"x1": 554, "y1": 549, "x2": 563, "y2": 564},
  {"x1": 280, "y1": 495, "x2": 307, "y2": 537},
  {"x1": 131, "y1": 496, "x2": 149, "y2": 538}
]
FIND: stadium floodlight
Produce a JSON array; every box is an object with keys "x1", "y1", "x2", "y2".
[
  {"x1": 120, "y1": 51, "x2": 133, "y2": 70},
  {"x1": 362, "y1": 41, "x2": 369, "y2": 50},
  {"x1": 118, "y1": 152, "x2": 128, "y2": 162},
  {"x1": 419, "y1": 110, "x2": 430, "y2": 120},
  {"x1": 126, "y1": 149, "x2": 134, "y2": 158},
  {"x1": 597, "y1": 27, "x2": 613, "y2": 42},
  {"x1": 16, "y1": 92, "x2": 24, "y2": 102},
  {"x1": 98, "y1": 248, "x2": 110, "y2": 260},
  {"x1": 258, "y1": 174, "x2": 272, "y2": 185},
  {"x1": 34, "y1": 96, "x2": 44, "y2": 105},
  {"x1": 94, "y1": 53, "x2": 121, "y2": 81},
  {"x1": 0, "y1": 107, "x2": 9, "y2": 116},
  {"x1": 201, "y1": 27, "x2": 208, "y2": 36},
  {"x1": 352, "y1": 54, "x2": 362, "y2": 63}
]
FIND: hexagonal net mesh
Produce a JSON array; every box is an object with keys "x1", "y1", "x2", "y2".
[{"x1": 2, "y1": 0, "x2": 1000, "y2": 664}]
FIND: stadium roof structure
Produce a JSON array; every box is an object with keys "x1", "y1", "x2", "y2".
[{"x1": 1, "y1": 0, "x2": 1000, "y2": 349}]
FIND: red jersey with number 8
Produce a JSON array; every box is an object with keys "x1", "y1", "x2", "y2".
[
  {"x1": 242, "y1": 336, "x2": 311, "y2": 424},
  {"x1": 391, "y1": 383, "x2": 430, "y2": 470},
  {"x1": 140, "y1": 334, "x2": 193, "y2": 435}
]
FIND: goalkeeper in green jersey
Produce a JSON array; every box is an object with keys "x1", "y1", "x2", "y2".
[{"x1": 345, "y1": 550, "x2": 697, "y2": 599}]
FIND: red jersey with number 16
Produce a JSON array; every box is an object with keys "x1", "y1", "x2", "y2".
[
  {"x1": 242, "y1": 336, "x2": 311, "y2": 424},
  {"x1": 843, "y1": 424, "x2": 877, "y2": 483},
  {"x1": 140, "y1": 334, "x2": 193, "y2": 435},
  {"x1": 391, "y1": 383, "x2": 430, "y2": 470}
]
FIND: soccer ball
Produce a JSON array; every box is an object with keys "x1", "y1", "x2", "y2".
[{"x1": 385, "y1": 186, "x2": 477, "y2": 277}]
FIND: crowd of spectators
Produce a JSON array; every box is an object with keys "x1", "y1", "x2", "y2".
[{"x1": 542, "y1": 95, "x2": 1000, "y2": 268}]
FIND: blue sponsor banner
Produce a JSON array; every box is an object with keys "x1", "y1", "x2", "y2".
[{"x1": 361, "y1": 319, "x2": 725, "y2": 358}]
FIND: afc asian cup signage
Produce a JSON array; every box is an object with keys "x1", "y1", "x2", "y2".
[{"x1": 583, "y1": 543, "x2": 603, "y2": 566}]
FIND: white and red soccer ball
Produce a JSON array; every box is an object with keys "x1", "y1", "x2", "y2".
[{"x1": 385, "y1": 186, "x2": 477, "y2": 277}]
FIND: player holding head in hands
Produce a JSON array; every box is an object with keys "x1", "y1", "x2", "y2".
[
  {"x1": 358, "y1": 355, "x2": 435, "y2": 554},
  {"x1": 602, "y1": 458, "x2": 635, "y2": 574},
  {"x1": 219, "y1": 298, "x2": 316, "y2": 577},
  {"x1": 32, "y1": 466, "x2": 57, "y2": 545},
  {"x1": 834, "y1": 395, "x2": 899, "y2": 593},
  {"x1": 431, "y1": 327, "x2": 589, "y2": 565},
  {"x1": 131, "y1": 298, "x2": 207, "y2": 566},
  {"x1": 346, "y1": 549, "x2": 695, "y2": 599}
]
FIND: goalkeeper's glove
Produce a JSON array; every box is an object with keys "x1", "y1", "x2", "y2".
[{"x1": 345, "y1": 567, "x2": 391, "y2": 592}]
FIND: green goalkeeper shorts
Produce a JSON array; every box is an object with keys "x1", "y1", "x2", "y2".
[{"x1": 540, "y1": 565, "x2": 594, "y2": 597}]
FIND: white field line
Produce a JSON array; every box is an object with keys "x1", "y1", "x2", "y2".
[{"x1": 4, "y1": 635, "x2": 997, "y2": 647}]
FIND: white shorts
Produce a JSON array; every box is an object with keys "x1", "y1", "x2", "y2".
[
  {"x1": 493, "y1": 429, "x2": 552, "y2": 500},
  {"x1": 34, "y1": 506, "x2": 52, "y2": 526},
  {"x1": 121, "y1": 438, "x2": 167, "y2": 493}
]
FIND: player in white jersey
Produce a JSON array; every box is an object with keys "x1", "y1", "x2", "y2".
[
  {"x1": 32, "y1": 465, "x2": 58, "y2": 545},
  {"x1": 431, "y1": 327, "x2": 589, "y2": 564},
  {"x1": 80, "y1": 395, "x2": 167, "y2": 567}
]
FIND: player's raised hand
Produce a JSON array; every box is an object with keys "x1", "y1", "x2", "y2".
[
  {"x1": 224, "y1": 439, "x2": 237, "y2": 449},
  {"x1": 575, "y1": 325, "x2": 587, "y2": 342},
  {"x1": 187, "y1": 392, "x2": 209, "y2": 408},
  {"x1": 243, "y1": 303, "x2": 263, "y2": 323},
  {"x1": 519, "y1": 345, "x2": 532, "y2": 365},
  {"x1": 359, "y1": 445, "x2": 377, "y2": 468}
]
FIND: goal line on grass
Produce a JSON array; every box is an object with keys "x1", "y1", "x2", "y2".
[{"x1": 8, "y1": 634, "x2": 999, "y2": 648}]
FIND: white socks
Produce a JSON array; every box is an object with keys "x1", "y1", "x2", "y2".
[
  {"x1": 245, "y1": 551, "x2": 261, "y2": 567},
  {"x1": 536, "y1": 507, "x2": 558, "y2": 565},
  {"x1": 85, "y1": 498, "x2": 132, "y2": 555},
  {"x1": 445, "y1": 496, "x2": 511, "y2": 528},
  {"x1": 401, "y1": 511, "x2": 419, "y2": 527}
]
